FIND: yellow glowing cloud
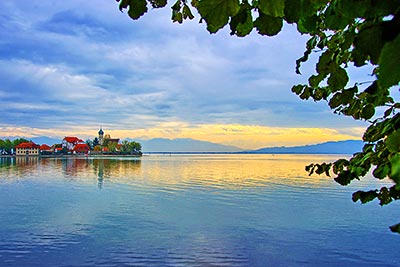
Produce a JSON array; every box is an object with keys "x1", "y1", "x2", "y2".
[{"x1": 0, "y1": 123, "x2": 363, "y2": 150}]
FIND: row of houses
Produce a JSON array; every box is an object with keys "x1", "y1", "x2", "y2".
[
  {"x1": 14, "y1": 128, "x2": 126, "y2": 156},
  {"x1": 15, "y1": 136, "x2": 90, "y2": 156}
]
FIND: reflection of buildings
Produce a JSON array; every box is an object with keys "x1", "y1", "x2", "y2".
[
  {"x1": 59, "y1": 158, "x2": 141, "y2": 187},
  {"x1": 61, "y1": 158, "x2": 90, "y2": 177},
  {"x1": 1, "y1": 156, "x2": 142, "y2": 187},
  {"x1": 92, "y1": 159, "x2": 141, "y2": 179},
  {"x1": 15, "y1": 156, "x2": 39, "y2": 168}
]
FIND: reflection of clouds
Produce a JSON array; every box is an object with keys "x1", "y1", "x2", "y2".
[
  {"x1": 0, "y1": 155, "x2": 337, "y2": 188},
  {"x1": 137, "y1": 154, "x2": 339, "y2": 190},
  {"x1": 2, "y1": 154, "x2": 393, "y2": 190}
]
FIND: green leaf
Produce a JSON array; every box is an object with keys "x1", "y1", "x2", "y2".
[
  {"x1": 127, "y1": 0, "x2": 148, "y2": 19},
  {"x1": 390, "y1": 223, "x2": 400, "y2": 234},
  {"x1": 119, "y1": 0, "x2": 131, "y2": 11},
  {"x1": 336, "y1": 0, "x2": 369, "y2": 19},
  {"x1": 352, "y1": 47, "x2": 368, "y2": 67},
  {"x1": 333, "y1": 158, "x2": 349, "y2": 174},
  {"x1": 378, "y1": 186, "x2": 392, "y2": 205},
  {"x1": 254, "y1": 12, "x2": 283, "y2": 36},
  {"x1": 335, "y1": 170, "x2": 355, "y2": 185},
  {"x1": 327, "y1": 67, "x2": 349, "y2": 91},
  {"x1": 197, "y1": 0, "x2": 240, "y2": 33},
  {"x1": 284, "y1": 0, "x2": 302, "y2": 23},
  {"x1": 297, "y1": 15, "x2": 319, "y2": 34},
  {"x1": 324, "y1": 4, "x2": 351, "y2": 30},
  {"x1": 229, "y1": 2, "x2": 253, "y2": 37},
  {"x1": 258, "y1": 0, "x2": 285, "y2": 17},
  {"x1": 366, "y1": 0, "x2": 400, "y2": 18},
  {"x1": 378, "y1": 35, "x2": 400, "y2": 89},
  {"x1": 390, "y1": 153, "x2": 400, "y2": 185},
  {"x1": 354, "y1": 25, "x2": 384, "y2": 65},
  {"x1": 291, "y1": 84, "x2": 304, "y2": 95},
  {"x1": 387, "y1": 131, "x2": 400, "y2": 152},
  {"x1": 329, "y1": 93, "x2": 342, "y2": 108},
  {"x1": 183, "y1": 4, "x2": 195, "y2": 20},
  {"x1": 341, "y1": 86, "x2": 357, "y2": 104},
  {"x1": 361, "y1": 104, "x2": 375, "y2": 120},
  {"x1": 171, "y1": 0, "x2": 181, "y2": 11},
  {"x1": 316, "y1": 50, "x2": 337, "y2": 75},
  {"x1": 299, "y1": 86, "x2": 311, "y2": 100},
  {"x1": 384, "y1": 107, "x2": 394, "y2": 118},
  {"x1": 149, "y1": 0, "x2": 167, "y2": 8},
  {"x1": 352, "y1": 190, "x2": 378, "y2": 204},
  {"x1": 313, "y1": 88, "x2": 325, "y2": 101},
  {"x1": 373, "y1": 163, "x2": 390, "y2": 179},
  {"x1": 295, "y1": 50, "x2": 311, "y2": 74},
  {"x1": 172, "y1": 11, "x2": 183, "y2": 23},
  {"x1": 308, "y1": 74, "x2": 325, "y2": 88}
]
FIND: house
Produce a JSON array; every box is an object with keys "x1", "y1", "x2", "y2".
[
  {"x1": 73, "y1": 143, "x2": 90, "y2": 154},
  {"x1": 15, "y1": 142, "x2": 40, "y2": 156},
  {"x1": 54, "y1": 147, "x2": 63, "y2": 154},
  {"x1": 40, "y1": 144, "x2": 52, "y2": 152},
  {"x1": 62, "y1": 136, "x2": 84, "y2": 151},
  {"x1": 103, "y1": 133, "x2": 120, "y2": 146}
]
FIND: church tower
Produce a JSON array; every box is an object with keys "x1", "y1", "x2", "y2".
[{"x1": 98, "y1": 127, "x2": 104, "y2": 145}]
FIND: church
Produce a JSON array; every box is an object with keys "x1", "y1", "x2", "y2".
[{"x1": 98, "y1": 127, "x2": 120, "y2": 146}]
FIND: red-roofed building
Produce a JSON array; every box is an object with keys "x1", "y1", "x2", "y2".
[
  {"x1": 15, "y1": 142, "x2": 40, "y2": 156},
  {"x1": 62, "y1": 136, "x2": 84, "y2": 151},
  {"x1": 40, "y1": 144, "x2": 52, "y2": 152},
  {"x1": 73, "y1": 144, "x2": 89, "y2": 154}
]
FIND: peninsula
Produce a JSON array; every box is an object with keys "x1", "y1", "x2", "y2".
[{"x1": 0, "y1": 128, "x2": 142, "y2": 157}]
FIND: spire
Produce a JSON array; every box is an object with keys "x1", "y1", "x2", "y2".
[{"x1": 98, "y1": 126, "x2": 104, "y2": 135}]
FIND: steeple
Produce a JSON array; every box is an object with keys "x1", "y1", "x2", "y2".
[{"x1": 98, "y1": 127, "x2": 104, "y2": 145}]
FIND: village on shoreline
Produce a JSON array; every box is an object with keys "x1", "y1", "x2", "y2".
[{"x1": 0, "y1": 128, "x2": 142, "y2": 157}]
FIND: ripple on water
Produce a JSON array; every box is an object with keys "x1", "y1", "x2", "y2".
[{"x1": 85, "y1": 244, "x2": 250, "y2": 267}]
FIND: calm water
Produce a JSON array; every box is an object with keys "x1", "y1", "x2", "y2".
[{"x1": 0, "y1": 154, "x2": 399, "y2": 267}]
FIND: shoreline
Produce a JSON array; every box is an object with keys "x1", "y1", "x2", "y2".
[{"x1": 0, "y1": 154, "x2": 142, "y2": 159}]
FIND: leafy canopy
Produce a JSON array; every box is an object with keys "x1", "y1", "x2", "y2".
[{"x1": 117, "y1": 0, "x2": 400, "y2": 232}]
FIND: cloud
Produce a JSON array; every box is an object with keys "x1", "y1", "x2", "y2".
[
  {"x1": 0, "y1": 123, "x2": 363, "y2": 150},
  {"x1": 0, "y1": 0, "x2": 370, "y2": 147}
]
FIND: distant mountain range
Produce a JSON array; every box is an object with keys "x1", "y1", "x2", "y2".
[
  {"x1": 136, "y1": 138, "x2": 242, "y2": 153},
  {"x1": 246, "y1": 140, "x2": 363, "y2": 154}
]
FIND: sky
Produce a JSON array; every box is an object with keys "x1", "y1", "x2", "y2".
[{"x1": 0, "y1": 0, "x2": 371, "y2": 149}]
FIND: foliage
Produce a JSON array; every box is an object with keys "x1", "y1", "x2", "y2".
[
  {"x1": 93, "y1": 137, "x2": 100, "y2": 147},
  {"x1": 93, "y1": 145, "x2": 102, "y2": 152},
  {"x1": 0, "y1": 138, "x2": 30, "y2": 154},
  {"x1": 117, "y1": 0, "x2": 400, "y2": 232},
  {"x1": 86, "y1": 139, "x2": 94, "y2": 150},
  {"x1": 120, "y1": 140, "x2": 142, "y2": 155},
  {"x1": 107, "y1": 141, "x2": 118, "y2": 153}
]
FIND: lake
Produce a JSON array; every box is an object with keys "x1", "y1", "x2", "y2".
[{"x1": 0, "y1": 154, "x2": 399, "y2": 267}]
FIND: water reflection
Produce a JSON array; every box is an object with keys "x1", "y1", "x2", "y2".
[
  {"x1": 140, "y1": 154, "x2": 338, "y2": 189},
  {"x1": 0, "y1": 154, "x2": 393, "y2": 190},
  {"x1": 1, "y1": 154, "x2": 399, "y2": 267},
  {"x1": 0, "y1": 157, "x2": 141, "y2": 187}
]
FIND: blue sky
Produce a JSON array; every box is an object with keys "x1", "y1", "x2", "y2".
[{"x1": 0, "y1": 0, "x2": 370, "y2": 149}]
